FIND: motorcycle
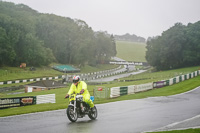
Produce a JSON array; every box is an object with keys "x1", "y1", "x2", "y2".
[{"x1": 66, "y1": 93, "x2": 97, "y2": 122}]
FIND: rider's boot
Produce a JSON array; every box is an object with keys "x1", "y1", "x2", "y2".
[{"x1": 91, "y1": 107, "x2": 95, "y2": 112}]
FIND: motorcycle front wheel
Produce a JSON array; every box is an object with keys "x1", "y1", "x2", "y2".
[
  {"x1": 67, "y1": 105, "x2": 78, "y2": 122},
  {"x1": 88, "y1": 106, "x2": 97, "y2": 120}
]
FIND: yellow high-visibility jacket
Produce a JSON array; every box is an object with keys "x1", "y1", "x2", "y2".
[
  {"x1": 67, "y1": 81, "x2": 94, "y2": 108},
  {"x1": 67, "y1": 81, "x2": 89, "y2": 96}
]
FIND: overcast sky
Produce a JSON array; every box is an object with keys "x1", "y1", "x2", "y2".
[{"x1": 3, "y1": 0, "x2": 200, "y2": 39}]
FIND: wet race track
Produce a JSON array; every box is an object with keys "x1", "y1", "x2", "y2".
[{"x1": 1, "y1": 87, "x2": 200, "y2": 133}]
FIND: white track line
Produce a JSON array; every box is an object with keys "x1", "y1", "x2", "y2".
[{"x1": 144, "y1": 114, "x2": 200, "y2": 133}]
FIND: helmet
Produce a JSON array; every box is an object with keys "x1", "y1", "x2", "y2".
[{"x1": 73, "y1": 76, "x2": 80, "y2": 83}]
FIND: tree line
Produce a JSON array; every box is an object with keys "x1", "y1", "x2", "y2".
[
  {"x1": 146, "y1": 21, "x2": 200, "y2": 70},
  {"x1": 0, "y1": 1, "x2": 116, "y2": 67},
  {"x1": 114, "y1": 33, "x2": 146, "y2": 43}
]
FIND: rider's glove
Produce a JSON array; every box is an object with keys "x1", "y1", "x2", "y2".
[
  {"x1": 80, "y1": 89, "x2": 84, "y2": 94},
  {"x1": 65, "y1": 94, "x2": 69, "y2": 98}
]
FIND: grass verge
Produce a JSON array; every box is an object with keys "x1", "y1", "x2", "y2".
[{"x1": 149, "y1": 128, "x2": 200, "y2": 133}]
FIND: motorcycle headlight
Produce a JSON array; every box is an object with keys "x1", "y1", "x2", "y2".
[{"x1": 77, "y1": 97, "x2": 83, "y2": 101}]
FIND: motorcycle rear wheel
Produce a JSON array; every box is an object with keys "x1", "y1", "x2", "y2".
[
  {"x1": 88, "y1": 106, "x2": 97, "y2": 120},
  {"x1": 67, "y1": 105, "x2": 78, "y2": 122}
]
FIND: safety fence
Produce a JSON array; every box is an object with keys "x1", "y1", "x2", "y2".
[
  {"x1": 0, "y1": 94, "x2": 55, "y2": 109},
  {"x1": 110, "y1": 70, "x2": 200, "y2": 98},
  {"x1": 93, "y1": 86, "x2": 110, "y2": 99}
]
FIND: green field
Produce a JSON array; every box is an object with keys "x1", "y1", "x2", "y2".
[{"x1": 116, "y1": 41, "x2": 147, "y2": 62}]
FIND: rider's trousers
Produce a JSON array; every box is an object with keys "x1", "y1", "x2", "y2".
[{"x1": 83, "y1": 94, "x2": 94, "y2": 108}]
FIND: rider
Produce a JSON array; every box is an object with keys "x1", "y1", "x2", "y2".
[{"x1": 65, "y1": 76, "x2": 94, "y2": 109}]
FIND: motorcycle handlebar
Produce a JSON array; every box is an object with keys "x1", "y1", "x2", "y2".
[{"x1": 64, "y1": 93, "x2": 83, "y2": 99}]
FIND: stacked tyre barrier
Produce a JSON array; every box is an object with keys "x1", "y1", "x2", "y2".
[
  {"x1": 163, "y1": 70, "x2": 200, "y2": 87},
  {"x1": 110, "y1": 83, "x2": 153, "y2": 98},
  {"x1": 110, "y1": 70, "x2": 200, "y2": 98}
]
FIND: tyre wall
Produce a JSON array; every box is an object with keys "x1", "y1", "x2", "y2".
[{"x1": 110, "y1": 70, "x2": 200, "y2": 98}]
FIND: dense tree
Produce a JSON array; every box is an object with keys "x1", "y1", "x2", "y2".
[
  {"x1": 0, "y1": 27, "x2": 15, "y2": 66},
  {"x1": 0, "y1": 1, "x2": 116, "y2": 67},
  {"x1": 183, "y1": 22, "x2": 200, "y2": 66},
  {"x1": 146, "y1": 21, "x2": 200, "y2": 70}
]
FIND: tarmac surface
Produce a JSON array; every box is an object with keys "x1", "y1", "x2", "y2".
[{"x1": 1, "y1": 87, "x2": 200, "y2": 133}]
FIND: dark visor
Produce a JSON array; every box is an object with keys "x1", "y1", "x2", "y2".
[{"x1": 73, "y1": 80, "x2": 78, "y2": 83}]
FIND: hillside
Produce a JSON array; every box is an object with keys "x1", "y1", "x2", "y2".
[{"x1": 116, "y1": 41, "x2": 147, "y2": 62}]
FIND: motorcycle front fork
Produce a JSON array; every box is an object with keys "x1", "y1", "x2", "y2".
[{"x1": 73, "y1": 100, "x2": 76, "y2": 114}]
